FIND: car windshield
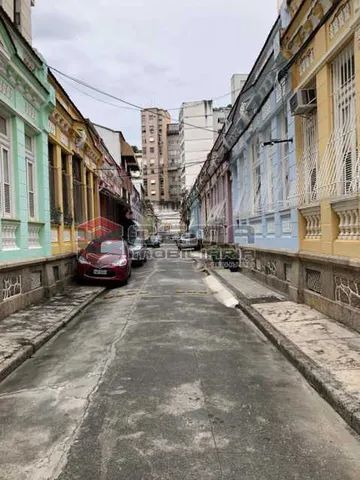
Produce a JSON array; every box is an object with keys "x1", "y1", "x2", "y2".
[
  {"x1": 86, "y1": 240, "x2": 125, "y2": 255},
  {"x1": 183, "y1": 233, "x2": 195, "y2": 239}
]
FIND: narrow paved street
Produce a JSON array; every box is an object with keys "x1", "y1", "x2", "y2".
[{"x1": 0, "y1": 249, "x2": 360, "y2": 480}]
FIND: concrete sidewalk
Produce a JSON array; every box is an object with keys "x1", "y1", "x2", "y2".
[
  {"x1": 208, "y1": 266, "x2": 360, "y2": 435},
  {"x1": 0, "y1": 284, "x2": 105, "y2": 382}
]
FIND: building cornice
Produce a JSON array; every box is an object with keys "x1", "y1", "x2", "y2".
[{"x1": 282, "y1": 0, "x2": 339, "y2": 55}]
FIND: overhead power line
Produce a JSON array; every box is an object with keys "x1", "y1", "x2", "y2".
[
  {"x1": 59, "y1": 76, "x2": 140, "y2": 112},
  {"x1": 97, "y1": 157, "x2": 208, "y2": 177},
  {"x1": 50, "y1": 66, "x2": 219, "y2": 134}
]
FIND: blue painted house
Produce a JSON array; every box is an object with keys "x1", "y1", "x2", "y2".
[{"x1": 230, "y1": 19, "x2": 298, "y2": 252}]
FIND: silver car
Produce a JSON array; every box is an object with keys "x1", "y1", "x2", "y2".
[
  {"x1": 177, "y1": 233, "x2": 200, "y2": 250},
  {"x1": 129, "y1": 238, "x2": 148, "y2": 265}
]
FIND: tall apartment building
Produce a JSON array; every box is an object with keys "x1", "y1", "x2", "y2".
[
  {"x1": 167, "y1": 123, "x2": 181, "y2": 207},
  {"x1": 0, "y1": 0, "x2": 34, "y2": 43},
  {"x1": 141, "y1": 108, "x2": 171, "y2": 203},
  {"x1": 179, "y1": 100, "x2": 231, "y2": 192}
]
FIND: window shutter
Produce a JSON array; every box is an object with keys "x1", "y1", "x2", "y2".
[
  {"x1": 27, "y1": 160, "x2": 35, "y2": 219},
  {"x1": 2, "y1": 148, "x2": 11, "y2": 215}
]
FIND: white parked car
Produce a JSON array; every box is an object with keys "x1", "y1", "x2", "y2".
[
  {"x1": 129, "y1": 238, "x2": 148, "y2": 265},
  {"x1": 177, "y1": 233, "x2": 201, "y2": 251}
]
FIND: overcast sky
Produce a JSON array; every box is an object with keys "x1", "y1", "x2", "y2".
[{"x1": 32, "y1": 1, "x2": 278, "y2": 147}]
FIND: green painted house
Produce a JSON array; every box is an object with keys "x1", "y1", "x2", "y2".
[
  {"x1": 0, "y1": 8, "x2": 65, "y2": 318},
  {"x1": 0, "y1": 8, "x2": 54, "y2": 262}
]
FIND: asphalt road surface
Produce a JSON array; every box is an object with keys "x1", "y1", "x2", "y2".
[{"x1": 0, "y1": 246, "x2": 360, "y2": 479}]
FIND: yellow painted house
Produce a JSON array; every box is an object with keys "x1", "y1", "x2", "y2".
[
  {"x1": 282, "y1": 0, "x2": 360, "y2": 258},
  {"x1": 48, "y1": 74, "x2": 101, "y2": 255}
]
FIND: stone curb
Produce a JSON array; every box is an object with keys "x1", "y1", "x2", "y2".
[
  {"x1": 0, "y1": 287, "x2": 106, "y2": 384},
  {"x1": 201, "y1": 263, "x2": 360, "y2": 436}
]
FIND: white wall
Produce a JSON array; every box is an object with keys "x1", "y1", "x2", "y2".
[
  {"x1": 2, "y1": 0, "x2": 35, "y2": 44},
  {"x1": 213, "y1": 107, "x2": 231, "y2": 141},
  {"x1": 94, "y1": 125, "x2": 122, "y2": 166},
  {"x1": 231, "y1": 74, "x2": 248, "y2": 105},
  {"x1": 180, "y1": 100, "x2": 214, "y2": 191},
  {"x1": 16, "y1": 0, "x2": 33, "y2": 43},
  {"x1": 0, "y1": 0, "x2": 14, "y2": 21}
]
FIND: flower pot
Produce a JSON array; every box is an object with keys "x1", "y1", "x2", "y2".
[
  {"x1": 229, "y1": 262, "x2": 239, "y2": 272},
  {"x1": 222, "y1": 256, "x2": 239, "y2": 270}
]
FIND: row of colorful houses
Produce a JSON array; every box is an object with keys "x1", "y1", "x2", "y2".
[
  {"x1": 0, "y1": 7, "x2": 151, "y2": 319},
  {"x1": 184, "y1": 0, "x2": 360, "y2": 330}
]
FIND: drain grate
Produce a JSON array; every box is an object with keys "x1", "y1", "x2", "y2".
[
  {"x1": 175, "y1": 290, "x2": 208, "y2": 295},
  {"x1": 249, "y1": 296, "x2": 285, "y2": 304}
]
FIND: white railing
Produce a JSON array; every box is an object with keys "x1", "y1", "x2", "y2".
[
  {"x1": 28, "y1": 223, "x2": 42, "y2": 249},
  {"x1": 1, "y1": 221, "x2": 19, "y2": 250},
  {"x1": 332, "y1": 199, "x2": 360, "y2": 240},
  {"x1": 301, "y1": 206, "x2": 321, "y2": 239}
]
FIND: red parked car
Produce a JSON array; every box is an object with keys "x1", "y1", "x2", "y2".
[{"x1": 77, "y1": 238, "x2": 132, "y2": 285}]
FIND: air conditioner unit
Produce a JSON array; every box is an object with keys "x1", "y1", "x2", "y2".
[{"x1": 290, "y1": 89, "x2": 317, "y2": 115}]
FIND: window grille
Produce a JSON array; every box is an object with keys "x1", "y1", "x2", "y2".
[
  {"x1": 321, "y1": 43, "x2": 358, "y2": 198},
  {"x1": 300, "y1": 112, "x2": 319, "y2": 204},
  {"x1": 237, "y1": 153, "x2": 249, "y2": 218},
  {"x1": 279, "y1": 112, "x2": 290, "y2": 205},
  {"x1": 252, "y1": 137, "x2": 261, "y2": 214},
  {"x1": 265, "y1": 126, "x2": 275, "y2": 210},
  {"x1": 332, "y1": 43, "x2": 357, "y2": 196}
]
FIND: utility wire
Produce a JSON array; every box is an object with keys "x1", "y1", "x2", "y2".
[
  {"x1": 58, "y1": 75, "x2": 140, "y2": 112},
  {"x1": 97, "y1": 157, "x2": 208, "y2": 176},
  {"x1": 50, "y1": 66, "x2": 220, "y2": 134}
]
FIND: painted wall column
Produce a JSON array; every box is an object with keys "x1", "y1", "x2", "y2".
[
  {"x1": 12, "y1": 115, "x2": 27, "y2": 252},
  {"x1": 54, "y1": 144, "x2": 64, "y2": 253},
  {"x1": 316, "y1": 65, "x2": 337, "y2": 255},
  {"x1": 226, "y1": 170, "x2": 233, "y2": 244},
  {"x1": 36, "y1": 130, "x2": 51, "y2": 256}
]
